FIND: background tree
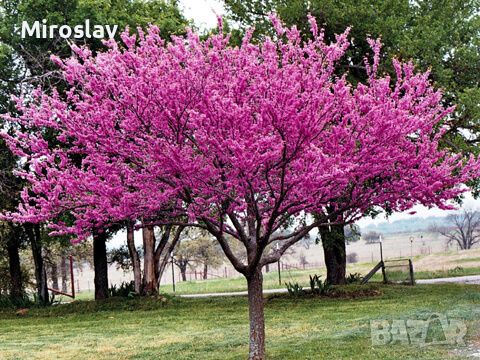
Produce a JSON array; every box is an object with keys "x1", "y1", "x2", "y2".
[
  {"x1": 172, "y1": 239, "x2": 195, "y2": 282},
  {"x1": 0, "y1": 0, "x2": 188, "y2": 85},
  {"x1": 363, "y1": 231, "x2": 383, "y2": 244},
  {"x1": 223, "y1": 0, "x2": 480, "y2": 284},
  {"x1": 142, "y1": 225, "x2": 184, "y2": 295},
  {"x1": 0, "y1": 0, "x2": 188, "y2": 302},
  {"x1": 172, "y1": 228, "x2": 223, "y2": 281},
  {"x1": 187, "y1": 229, "x2": 224, "y2": 279},
  {"x1": 436, "y1": 209, "x2": 480, "y2": 250},
  {"x1": 344, "y1": 224, "x2": 361, "y2": 244},
  {"x1": 44, "y1": 236, "x2": 93, "y2": 292}
]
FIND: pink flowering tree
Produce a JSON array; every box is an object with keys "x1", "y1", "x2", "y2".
[{"x1": 3, "y1": 17, "x2": 479, "y2": 359}]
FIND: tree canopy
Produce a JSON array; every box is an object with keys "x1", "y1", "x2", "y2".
[{"x1": 225, "y1": 0, "x2": 480, "y2": 157}]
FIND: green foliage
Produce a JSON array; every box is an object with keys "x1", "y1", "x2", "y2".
[
  {"x1": 309, "y1": 274, "x2": 332, "y2": 295},
  {"x1": 345, "y1": 272, "x2": 363, "y2": 284},
  {"x1": 174, "y1": 228, "x2": 224, "y2": 274},
  {"x1": 0, "y1": 1, "x2": 187, "y2": 303},
  {"x1": 108, "y1": 245, "x2": 141, "y2": 272},
  {"x1": 344, "y1": 224, "x2": 361, "y2": 244},
  {"x1": 0, "y1": 226, "x2": 31, "y2": 295},
  {"x1": 0, "y1": 293, "x2": 32, "y2": 309},
  {"x1": 108, "y1": 281, "x2": 136, "y2": 298},
  {"x1": 285, "y1": 281, "x2": 304, "y2": 297},
  {"x1": 0, "y1": 0, "x2": 188, "y2": 81}
]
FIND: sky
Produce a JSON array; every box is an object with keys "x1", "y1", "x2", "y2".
[
  {"x1": 108, "y1": 0, "x2": 480, "y2": 248},
  {"x1": 179, "y1": 0, "x2": 225, "y2": 31}
]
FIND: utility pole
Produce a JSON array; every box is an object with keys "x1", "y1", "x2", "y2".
[
  {"x1": 379, "y1": 235, "x2": 386, "y2": 283},
  {"x1": 276, "y1": 243, "x2": 281, "y2": 286},
  {"x1": 409, "y1": 236, "x2": 414, "y2": 259},
  {"x1": 171, "y1": 252, "x2": 175, "y2": 293}
]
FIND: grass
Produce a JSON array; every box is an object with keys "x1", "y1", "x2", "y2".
[
  {"x1": 0, "y1": 284, "x2": 479, "y2": 359},
  {"x1": 415, "y1": 266, "x2": 480, "y2": 279}
]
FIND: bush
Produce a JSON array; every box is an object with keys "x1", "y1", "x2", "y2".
[
  {"x1": 346, "y1": 252, "x2": 358, "y2": 264},
  {"x1": 309, "y1": 274, "x2": 332, "y2": 295},
  {"x1": 285, "y1": 282, "x2": 304, "y2": 297},
  {"x1": 346, "y1": 273, "x2": 363, "y2": 284},
  {"x1": 0, "y1": 294, "x2": 33, "y2": 309},
  {"x1": 363, "y1": 231, "x2": 382, "y2": 244},
  {"x1": 108, "y1": 281, "x2": 137, "y2": 298}
]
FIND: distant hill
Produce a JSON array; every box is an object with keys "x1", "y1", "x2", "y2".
[{"x1": 360, "y1": 215, "x2": 454, "y2": 234}]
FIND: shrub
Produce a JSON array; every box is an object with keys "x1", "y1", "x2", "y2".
[
  {"x1": 346, "y1": 252, "x2": 358, "y2": 264},
  {"x1": 309, "y1": 274, "x2": 332, "y2": 295},
  {"x1": 285, "y1": 282, "x2": 304, "y2": 297},
  {"x1": 0, "y1": 293, "x2": 33, "y2": 309},
  {"x1": 363, "y1": 231, "x2": 382, "y2": 244},
  {"x1": 346, "y1": 273, "x2": 363, "y2": 284},
  {"x1": 108, "y1": 281, "x2": 136, "y2": 298}
]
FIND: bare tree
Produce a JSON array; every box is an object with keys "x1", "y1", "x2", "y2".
[{"x1": 436, "y1": 209, "x2": 480, "y2": 250}]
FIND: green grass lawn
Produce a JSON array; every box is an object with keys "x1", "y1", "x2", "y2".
[{"x1": 1, "y1": 284, "x2": 479, "y2": 359}]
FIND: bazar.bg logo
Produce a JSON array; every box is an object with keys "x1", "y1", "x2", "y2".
[
  {"x1": 370, "y1": 313, "x2": 467, "y2": 347},
  {"x1": 18, "y1": 19, "x2": 118, "y2": 39}
]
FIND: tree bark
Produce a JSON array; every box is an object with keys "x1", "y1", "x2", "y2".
[
  {"x1": 50, "y1": 261, "x2": 59, "y2": 290},
  {"x1": 6, "y1": 235, "x2": 23, "y2": 301},
  {"x1": 203, "y1": 263, "x2": 208, "y2": 280},
  {"x1": 127, "y1": 223, "x2": 142, "y2": 294},
  {"x1": 26, "y1": 223, "x2": 48, "y2": 306},
  {"x1": 178, "y1": 262, "x2": 187, "y2": 281},
  {"x1": 93, "y1": 231, "x2": 109, "y2": 300},
  {"x1": 60, "y1": 256, "x2": 68, "y2": 293},
  {"x1": 247, "y1": 268, "x2": 266, "y2": 360},
  {"x1": 156, "y1": 226, "x2": 184, "y2": 289},
  {"x1": 142, "y1": 225, "x2": 158, "y2": 295},
  {"x1": 320, "y1": 223, "x2": 346, "y2": 285}
]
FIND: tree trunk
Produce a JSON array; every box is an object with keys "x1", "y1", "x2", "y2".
[
  {"x1": 127, "y1": 223, "x2": 142, "y2": 294},
  {"x1": 156, "y1": 226, "x2": 184, "y2": 289},
  {"x1": 26, "y1": 224, "x2": 48, "y2": 306},
  {"x1": 93, "y1": 231, "x2": 109, "y2": 300},
  {"x1": 179, "y1": 263, "x2": 187, "y2": 281},
  {"x1": 203, "y1": 263, "x2": 208, "y2": 280},
  {"x1": 142, "y1": 226, "x2": 158, "y2": 295},
  {"x1": 6, "y1": 235, "x2": 23, "y2": 301},
  {"x1": 60, "y1": 256, "x2": 68, "y2": 293},
  {"x1": 50, "y1": 261, "x2": 59, "y2": 290},
  {"x1": 157, "y1": 252, "x2": 171, "y2": 288},
  {"x1": 247, "y1": 268, "x2": 266, "y2": 360},
  {"x1": 320, "y1": 223, "x2": 346, "y2": 285}
]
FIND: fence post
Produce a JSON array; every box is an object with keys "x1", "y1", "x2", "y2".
[
  {"x1": 277, "y1": 260, "x2": 281, "y2": 285},
  {"x1": 409, "y1": 259, "x2": 415, "y2": 285}
]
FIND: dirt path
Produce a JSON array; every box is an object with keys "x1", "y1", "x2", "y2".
[
  {"x1": 416, "y1": 275, "x2": 480, "y2": 285},
  {"x1": 179, "y1": 275, "x2": 480, "y2": 298}
]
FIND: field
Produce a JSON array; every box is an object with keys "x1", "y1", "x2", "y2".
[
  {"x1": 1, "y1": 284, "x2": 479, "y2": 359},
  {"x1": 69, "y1": 247, "x2": 480, "y2": 299}
]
